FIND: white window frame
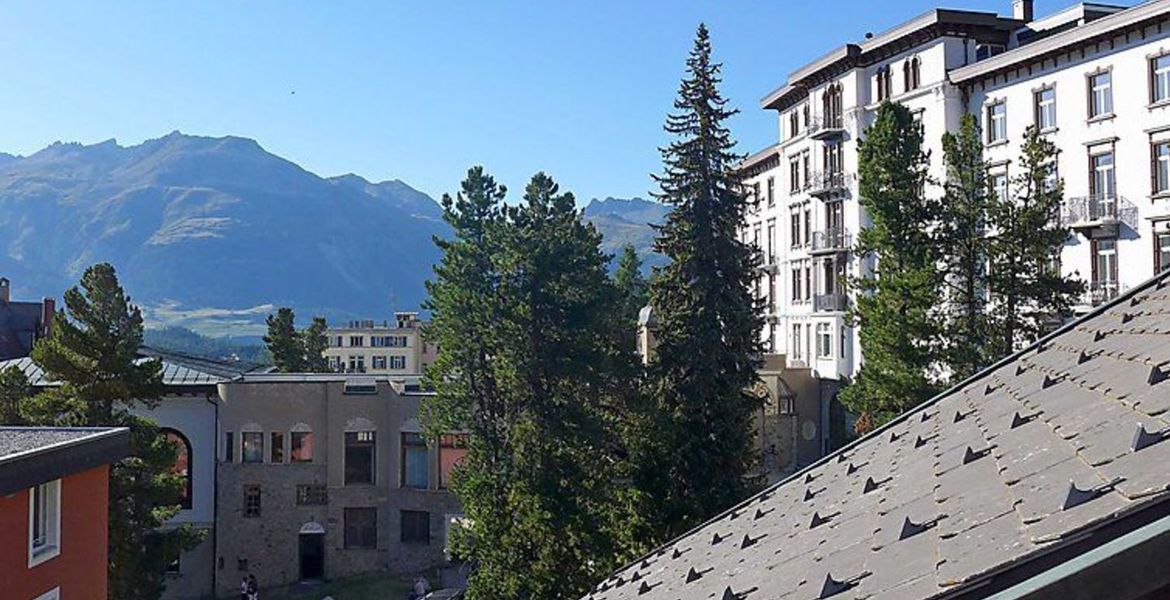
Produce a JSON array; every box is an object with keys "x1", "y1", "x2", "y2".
[
  {"x1": 1152, "y1": 54, "x2": 1170, "y2": 104},
  {"x1": 389, "y1": 355, "x2": 407, "y2": 370},
  {"x1": 28, "y1": 479, "x2": 61, "y2": 568},
  {"x1": 1156, "y1": 141, "x2": 1170, "y2": 195},
  {"x1": 987, "y1": 100, "x2": 1007, "y2": 143},
  {"x1": 1089, "y1": 71, "x2": 1113, "y2": 118},
  {"x1": 1035, "y1": 87, "x2": 1056, "y2": 131},
  {"x1": 372, "y1": 355, "x2": 387, "y2": 370},
  {"x1": 816, "y1": 323, "x2": 832, "y2": 359}
]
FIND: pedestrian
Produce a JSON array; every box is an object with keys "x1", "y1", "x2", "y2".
[
  {"x1": 411, "y1": 575, "x2": 430, "y2": 599},
  {"x1": 247, "y1": 573, "x2": 259, "y2": 600},
  {"x1": 239, "y1": 576, "x2": 249, "y2": 600}
]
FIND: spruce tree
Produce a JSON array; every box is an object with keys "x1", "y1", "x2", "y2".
[
  {"x1": 300, "y1": 316, "x2": 330, "y2": 372},
  {"x1": 26, "y1": 263, "x2": 201, "y2": 600},
  {"x1": 613, "y1": 244, "x2": 649, "y2": 330},
  {"x1": 632, "y1": 23, "x2": 764, "y2": 543},
  {"x1": 938, "y1": 114, "x2": 993, "y2": 380},
  {"x1": 423, "y1": 168, "x2": 636, "y2": 599},
  {"x1": 987, "y1": 126, "x2": 1083, "y2": 356},
  {"x1": 263, "y1": 307, "x2": 305, "y2": 372},
  {"x1": 0, "y1": 365, "x2": 30, "y2": 424},
  {"x1": 842, "y1": 102, "x2": 941, "y2": 432}
]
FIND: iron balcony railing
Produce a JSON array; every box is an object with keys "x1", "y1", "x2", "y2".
[
  {"x1": 807, "y1": 170, "x2": 849, "y2": 196},
  {"x1": 1086, "y1": 280, "x2": 1120, "y2": 306},
  {"x1": 1061, "y1": 194, "x2": 1138, "y2": 230},
  {"x1": 808, "y1": 113, "x2": 846, "y2": 138},
  {"x1": 814, "y1": 292, "x2": 848, "y2": 312},
  {"x1": 811, "y1": 227, "x2": 851, "y2": 254}
]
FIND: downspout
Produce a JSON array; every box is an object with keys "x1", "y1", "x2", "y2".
[{"x1": 203, "y1": 390, "x2": 219, "y2": 598}]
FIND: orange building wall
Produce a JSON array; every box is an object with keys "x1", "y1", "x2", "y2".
[{"x1": 0, "y1": 465, "x2": 110, "y2": 600}]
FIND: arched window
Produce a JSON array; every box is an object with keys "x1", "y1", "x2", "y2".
[
  {"x1": 904, "y1": 57, "x2": 921, "y2": 92},
  {"x1": 876, "y1": 66, "x2": 893, "y2": 101},
  {"x1": 822, "y1": 83, "x2": 843, "y2": 128},
  {"x1": 162, "y1": 428, "x2": 193, "y2": 510}
]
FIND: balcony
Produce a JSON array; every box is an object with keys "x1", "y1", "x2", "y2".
[
  {"x1": 1061, "y1": 194, "x2": 1137, "y2": 237},
  {"x1": 808, "y1": 170, "x2": 849, "y2": 197},
  {"x1": 808, "y1": 113, "x2": 846, "y2": 140},
  {"x1": 1084, "y1": 281, "x2": 1120, "y2": 307},
  {"x1": 814, "y1": 292, "x2": 848, "y2": 312},
  {"x1": 810, "y1": 227, "x2": 851, "y2": 256}
]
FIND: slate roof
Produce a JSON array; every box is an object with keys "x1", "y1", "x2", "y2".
[
  {"x1": 586, "y1": 270, "x2": 1170, "y2": 600},
  {"x1": 0, "y1": 347, "x2": 252, "y2": 387}
]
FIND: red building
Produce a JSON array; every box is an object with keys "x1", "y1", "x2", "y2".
[{"x1": 0, "y1": 427, "x2": 129, "y2": 600}]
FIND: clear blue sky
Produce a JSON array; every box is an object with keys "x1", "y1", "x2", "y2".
[{"x1": 0, "y1": 1, "x2": 1081, "y2": 204}]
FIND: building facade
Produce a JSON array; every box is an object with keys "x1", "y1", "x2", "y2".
[
  {"x1": 322, "y1": 312, "x2": 437, "y2": 375},
  {"x1": 0, "y1": 277, "x2": 54, "y2": 361},
  {"x1": 739, "y1": 1, "x2": 1170, "y2": 393},
  {"x1": 213, "y1": 374, "x2": 463, "y2": 597},
  {"x1": 0, "y1": 427, "x2": 129, "y2": 600}
]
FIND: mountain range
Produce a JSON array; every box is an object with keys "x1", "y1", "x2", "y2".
[{"x1": 0, "y1": 133, "x2": 666, "y2": 335}]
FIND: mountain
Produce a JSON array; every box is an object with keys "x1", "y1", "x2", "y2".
[
  {"x1": 0, "y1": 132, "x2": 449, "y2": 335},
  {"x1": 583, "y1": 197, "x2": 669, "y2": 272}
]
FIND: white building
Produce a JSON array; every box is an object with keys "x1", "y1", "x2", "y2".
[
  {"x1": 740, "y1": 0, "x2": 1170, "y2": 400},
  {"x1": 322, "y1": 312, "x2": 436, "y2": 376}
]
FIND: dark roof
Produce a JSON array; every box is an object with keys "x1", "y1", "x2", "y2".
[
  {"x1": 586, "y1": 270, "x2": 1170, "y2": 600},
  {"x1": 0, "y1": 300, "x2": 46, "y2": 360},
  {"x1": 0, "y1": 427, "x2": 129, "y2": 495},
  {"x1": 0, "y1": 346, "x2": 254, "y2": 388}
]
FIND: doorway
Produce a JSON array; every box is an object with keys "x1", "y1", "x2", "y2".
[{"x1": 299, "y1": 529, "x2": 324, "y2": 580}]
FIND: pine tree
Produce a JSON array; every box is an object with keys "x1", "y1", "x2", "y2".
[
  {"x1": 938, "y1": 114, "x2": 993, "y2": 380},
  {"x1": 632, "y1": 24, "x2": 764, "y2": 543},
  {"x1": 0, "y1": 365, "x2": 30, "y2": 424},
  {"x1": 841, "y1": 102, "x2": 942, "y2": 432},
  {"x1": 987, "y1": 126, "x2": 1083, "y2": 356},
  {"x1": 423, "y1": 168, "x2": 636, "y2": 599},
  {"x1": 263, "y1": 307, "x2": 305, "y2": 372},
  {"x1": 26, "y1": 263, "x2": 201, "y2": 600},
  {"x1": 301, "y1": 316, "x2": 330, "y2": 373},
  {"x1": 613, "y1": 244, "x2": 649, "y2": 330}
]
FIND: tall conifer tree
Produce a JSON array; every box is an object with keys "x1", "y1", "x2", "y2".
[
  {"x1": 632, "y1": 24, "x2": 764, "y2": 543},
  {"x1": 263, "y1": 307, "x2": 305, "y2": 372},
  {"x1": 842, "y1": 102, "x2": 942, "y2": 432}
]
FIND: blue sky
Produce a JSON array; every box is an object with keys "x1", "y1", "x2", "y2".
[{"x1": 0, "y1": 1, "x2": 1085, "y2": 204}]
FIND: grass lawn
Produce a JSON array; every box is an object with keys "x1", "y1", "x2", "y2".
[{"x1": 277, "y1": 572, "x2": 411, "y2": 600}]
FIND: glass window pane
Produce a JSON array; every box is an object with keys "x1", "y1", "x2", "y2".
[
  {"x1": 291, "y1": 432, "x2": 313, "y2": 462},
  {"x1": 242, "y1": 432, "x2": 263, "y2": 463}
]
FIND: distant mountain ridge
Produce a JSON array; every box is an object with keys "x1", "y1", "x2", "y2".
[{"x1": 0, "y1": 133, "x2": 665, "y2": 335}]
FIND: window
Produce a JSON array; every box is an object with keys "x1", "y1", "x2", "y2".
[
  {"x1": 1089, "y1": 71, "x2": 1113, "y2": 118},
  {"x1": 345, "y1": 431, "x2": 376, "y2": 485},
  {"x1": 1154, "y1": 141, "x2": 1170, "y2": 195},
  {"x1": 789, "y1": 110, "x2": 800, "y2": 138},
  {"x1": 991, "y1": 173, "x2": 1009, "y2": 204},
  {"x1": 291, "y1": 430, "x2": 313, "y2": 462},
  {"x1": 28, "y1": 480, "x2": 60, "y2": 567},
  {"x1": 791, "y1": 267, "x2": 801, "y2": 302},
  {"x1": 243, "y1": 485, "x2": 261, "y2": 518},
  {"x1": 241, "y1": 432, "x2": 264, "y2": 463},
  {"x1": 766, "y1": 177, "x2": 775, "y2": 207},
  {"x1": 903, "y1": 57, "x2": 920, "y2": 92},
  {"x1": 389, "y1": 356, "x2": 406, "y2": 370},
  {"x1": 987, "y1": 101, "x2": 1007, "y2": 143},
  {"x1": 347, "y1": 355, "x2": 365, "y2": 373},
  {"x1": 270, "y1": 432, "x2": 284, "y2": 464},
  {"x1": 876, "y1": 65, "x2": 892, "y2": 101},
  {"x1": 296, "y1": 484, "x2": 328, "y2": 506},
  {"x1": 162, "y1": 429, "x2": 193, "y2": 509},
  {"x1": 975, "y1": 43, "x2": 1005, "y2": 61},
  {"x1": 401, "y1": 432, "x2": 429, "y2": 489},
  {"x1": 1152, "y1": 54, "x2": 1170, "y2": 104},
  {"x1": 349, "y1": 335, "x2": 365, "y2": 347},
  {"x1": 792, "y1": 324, "x2": 803, "y2": 360},
  {"x1": 815, "y1": 323, "x2": 832, "y2": 358},
  {"x1": 401, "y1": 510, "x2": 431, "y2": 544},
  {"x1": 439, "y1": 434, "x2": 468, "y2": 489},
  {"x1": 840, "y1": 326, "x2": 848, "y2": 359},
  {"x1": 766, "y1": 220, "x2": 776, "y2": 264},
  {"x1": 224, "y1": 432, "x2": 234, "y2": 463},
  {"x1": 803, "y1": 208, "x2": 811, "y2": 247},
  {"x1": 1035, "y1": 87, "x2": 1056, "y2": 131},
  {"x1": 823, "y1": 83, "x2": 843, "y2": 127},
  {"x1": 344, "y1": 507, "x2": 378, "y2": 549},
  {"x1": 1156, "y1": 231, "x2": 1170, "y2": 273},
  {"x1": 802, "y1": 152, "x2": 811, "y2": 188},
  {"x1": 789, "y1": 159, "x2": 800, "y2": 193},
  {"x1": 1092, "y1": 238, "x2": 1119, "y2": 303},
  {"x1": 1091, "y1": 150, "x2": 1116, "y2": 218},
  {"x1": 372, "y1": 356, "x2": 387, "y2": 370},
  {"x1": 790, "y1": 213, "x2": 800, "y2": 249},
  {"x1": 752, "y1": 183, "x2": 761, "y2": 208}
]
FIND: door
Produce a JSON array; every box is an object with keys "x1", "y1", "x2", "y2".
[{"x1": 299, "y1": 533, "x2": 324, "y2": 580}]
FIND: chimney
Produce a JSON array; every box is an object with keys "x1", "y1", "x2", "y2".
[
  {"x1": 40, "y1": 297, "x2": 55, "y2": 339},
  {"x1": 0, "y1": 277, "x2": 9, "y2": 305},
  {"x1": 1013, "y1": 0, "x2": 1034, "y2": 22}
]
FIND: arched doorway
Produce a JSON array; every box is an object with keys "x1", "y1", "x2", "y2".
[{"x1": 298, "y1": 522, "x2": 325, "y2": 580}]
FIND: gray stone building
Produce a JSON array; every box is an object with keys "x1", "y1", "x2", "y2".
[{"x1": 214, "y1": 374, "x2": 463, "y2": 597}]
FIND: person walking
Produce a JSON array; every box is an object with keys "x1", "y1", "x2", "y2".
[
  {"x1": 247, "y1": 574, "x2": 259, "y2": 600},
  {"x1": 239, "y1": 576, "x2": 250, "y2": 600}
]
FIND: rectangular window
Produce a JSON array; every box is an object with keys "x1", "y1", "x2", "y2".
[
  {"x1": 991, "y1": 173, "x2": 1009, "y2": 204},
  {"x1": 349, "y1": 335, "x2": 365, "y2": 347},
  {"x1": 224, "y1": 432, "x2": 234, "y2": 463},
  {"x1": 389, "y1": 356, "x2": 406, "y2": 370},
  {"x1": 1091, "y1": 151, "x2": 1116, "y2": 219},
  {"x1": 347, "y1": 355, "x2": 365, "y2": 373},
  {"x1": 372, "y1": 355, "x2": 387, "y2": 370},
  {"x1": 401, "y1": 432, "x2": 429, "y2": 489},
  {"x1": 344, "y1": 507, "x2": 378, "y2": 549},
  {"x1": 1156, "y1": 232, "x2": 1170, "y2": 273},
  {"x1": 1035, "y1": 87, "x2": 1056, "y2": 131},
  {"x1": 270, "y1": 432, "x2": 284, "y2": 463},
  {"x1": 401, "y1": 510, "x2": 431, "y2": 544},
  {"x1": 291, "y1": 431, "x2": 313, "y2": 462},
  {"x1": 766, "y1": 177, "x2": 775, "y2": 207},
  {"x1": 766, "y1": 220, "x2": 776, "y2": 264},
  {"x1": 439, "y1": 434, "x2": 469, "y2": 490},
  {"x1": 789, "y1": 159, "x2": 800, "y2": 193},
  {"x1": 296, "y1": 484, "x2": 328, "y2": 506},
  {"x1": 1089, "y1": 71, "x2": 1113, "y2": 118},
  {"x1": 1152, "y1": 54, "x2": 1170, "y2": 104},
  {"x1": 345, "y1": 431, "x2": 376, "y2": 485},
  {"x1": 987, "y1": 101, "x2": 1007, "y2": 143},
  {"x1": 241, "y1": 432, "x2": 263, "y2": 463},
  {"x1": 1093, "y1": 238, "x2": 1119, "y2": 303},
  {"x1": 790, "y1": 213, "x2": 800, "y2": 249},
  {"x1": 803, "y1": 208, "x2": 811, "y2": 247},
  {"x1": 816, "y1": 323, "x2": 832, "y2": 358},
  {"x1": 243, "y1": 485, "x2": 261, "y2": 518},
  {"x1": 28, "y1": 480, "x2": 60, "y2": 567},
  {"x1": 840, "y1": 326, "x2": 847, "y2": 359},
  {"x1": 1155, "y1": 142, "x2": 1170, "y2": 195},
  {"x1": 792, "y1": 324, "x2": 803, "y2": 360}
]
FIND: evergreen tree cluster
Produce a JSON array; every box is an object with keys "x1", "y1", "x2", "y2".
[
  {"x1": 263, "y1": 307, "x2": 330, "y2": 372},
  {"x1": 844, "y1": 108, "x2": 1083, "y2": 432}
]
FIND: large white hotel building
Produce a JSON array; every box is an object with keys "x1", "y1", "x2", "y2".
[{"x1": 739, "y1": 0, "x2": 1170, "y2": 408}]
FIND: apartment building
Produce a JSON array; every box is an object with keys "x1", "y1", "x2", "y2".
[
  {"x1": 322, "y1": 312, "x2": 437, "y2": 375},
  {"x1": 739, "y1": 0, "x2": 1170, "y2": 397},
  {"x1": 0, "y1": 427, "x2": 129, "y2": 600},
  {"x1": 214, "y1": 374, "x2": 463, "y2": 597}
]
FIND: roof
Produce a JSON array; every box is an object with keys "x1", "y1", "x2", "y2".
[
  {"x1": 586, "y1": 269, "x2": 1170, "y2": 600},
  {"x1": 0, "y1": 347, "x2": 252, "y2": 388},
  {"x1": 950, "y1": 0, "x2": 1170, "y2": 84},
  {"x1": 737, "y1": 144, "x2": 781, "y2": 173},
  {"x1": 0, "y1": 427, "x2": 129, "y2": 495}
]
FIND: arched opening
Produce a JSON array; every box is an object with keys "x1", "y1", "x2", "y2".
[
  {"x1": 161, "y1": 428, "x2": 193, "y2": 510},
  {"x1": 298, "y1": 522, "x2": 325, "y2": 580}
]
